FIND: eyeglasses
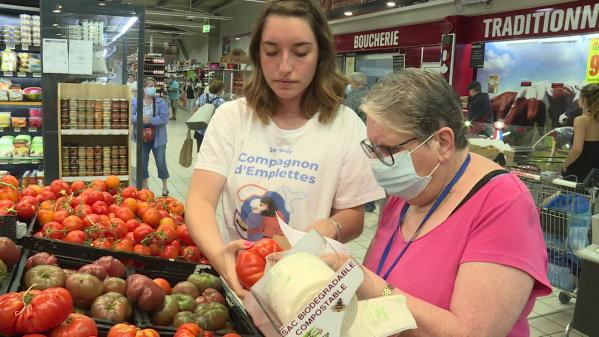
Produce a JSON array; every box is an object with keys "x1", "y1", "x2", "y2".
[{"x1": 360, "y1": 137, "x2": 418, "y2": 166}]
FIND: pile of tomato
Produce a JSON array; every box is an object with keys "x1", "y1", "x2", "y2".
[{"x1": 3, "y1": 175, "x2": 207, "y2": 264}]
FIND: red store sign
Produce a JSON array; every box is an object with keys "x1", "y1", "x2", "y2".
[
  {"x1": 335, "y1": 21, "x2": 443, "y2": 53},
  {"x1": 468, "y1": 0, "x2": 599, "y2": 41}
]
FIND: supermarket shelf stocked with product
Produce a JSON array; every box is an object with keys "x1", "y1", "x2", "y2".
[
  {"x1": 0, "y1": 101, "x2": 41, "y2": 106},
  {"x1": 61, "y1": 174, "x2": 129, "y2": 182},
  {"x1": 61, "y1": 129, "x2": 129, "y2": 136},
  {"x1": 2, "y1": 126, "x2": 42, "y2": 135},
  {"x1": 0, "y1": 71, "x2": 42, "y2": 78},
  {"x1": 0, "y1": 43, "x2": 41, "y2": 53},
  {"x1": 0, "y1": 157, "x2": 42, "y2": 164}
]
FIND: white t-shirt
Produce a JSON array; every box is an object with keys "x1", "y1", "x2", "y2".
[{"x1": 195, "y1": 98, "x2": 385, "y2": 242}]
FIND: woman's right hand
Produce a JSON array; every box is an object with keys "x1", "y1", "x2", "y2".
[{"x1": 217, "y1": 239, "x2": 253, "y2": 299}]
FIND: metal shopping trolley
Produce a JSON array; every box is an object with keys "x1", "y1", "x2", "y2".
[{"x1": 510, "y1": 167, "x2": 598, "y2": 336}]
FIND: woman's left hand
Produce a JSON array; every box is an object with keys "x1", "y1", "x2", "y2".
[{"x1": 305, "y1": 219, "x2": 337, "y2": 240}]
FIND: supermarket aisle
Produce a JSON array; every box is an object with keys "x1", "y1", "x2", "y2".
[{"x1": 145, "y1": 105, "x2": 587, "y2": 337}]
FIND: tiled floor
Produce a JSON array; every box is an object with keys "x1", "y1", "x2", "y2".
[{"x1": 145, "y1": 105, "x2": 589, "y2": 337}]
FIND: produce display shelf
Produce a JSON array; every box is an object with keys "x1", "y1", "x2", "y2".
[
  {"x1": 23, "y1": 232, "x2": 201, "y2": 276},
  {"x1": 0, "y1": 157, "x2": 43, "y2": 164},
  {"x1": 130, "y1": 267, "x2": 262, "y2": 337},
  {"x1": 0, "y1": 43, "x2": 41, "y2": 52},
  {"x1": 0, "y1": 101, "x2": 42, "y2": 106},
  {"x1": 61, "y1": 129, "x2": 129, "y2": 135},
  {"x1": 1, "y1": 126, "x2": 42, "y2": 134},
  {"x1": 62, "y1": 175, "x2": 129, "y2": 182},
  {"x1": 0, "y1": 71, "x2": 42, "y2": 78}
]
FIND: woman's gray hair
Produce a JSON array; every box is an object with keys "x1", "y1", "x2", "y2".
[
  {"x1": 361, "y1": 68, "x2": 467, "y2": 149},
  {"x1": 348, "y1": 72, "x2": 368, "y2": 86}
]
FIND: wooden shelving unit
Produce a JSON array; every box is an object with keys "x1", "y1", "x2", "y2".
[{"x1": 0, "y1": 101, "x2": 42, "y2": 106}]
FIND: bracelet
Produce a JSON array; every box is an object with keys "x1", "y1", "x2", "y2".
[
  {"x1": 380, "y1": 283, "x2": 394, "y2": 297},
  {"x1": 329, "y1": 218, "x2": 342, "y2": 241}
]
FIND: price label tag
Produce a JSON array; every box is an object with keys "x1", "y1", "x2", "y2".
[
  {"x1": 21, "y1": 45, "x2": 29, "y2": 51},
  {"x1": 3, "y1": 72, "x2": 13, "y2": 77},
  {"x1": 14, "y1": 128, "x2": 20, "y2": 132},
  {"x1": 32, "y1": 73, "x2": 41, "y2": 78},
  {"x1": 6, "y1": 44, "x2": 15, "y2": 50},
  {"x1": 17, "y1": 72, "x2": 26, "y2": 77},
  {"x1": 587, "y1": 38, "x2": 599, "y2": 83},
  {"x1": 29, "y1": 127, "x2": 37, "y2": 132}
]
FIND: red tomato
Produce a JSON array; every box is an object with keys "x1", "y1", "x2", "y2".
[
  {"x1": 137, "y1": 189, "x2": 155, "y2": 202},
  {"x1": 121, "y1": 186, "x2": 139, "y2": 200},
  {"x1": 70, "y1": 180, "x2": 86, "y2": 195},
  {"x1": 42, "y1": 222, "x2": 66, "y2": 240},
  {"x1": 0, "y1": 185, "x2": 20, "y2": 203},
  {"x1": 249, "y1": 238, "x2": 283, "y2": 259},
  {"x1": 39, "y1": 189, "x2": 56, "y2": 202},
  {"x1": 62, "y1": 215, "x2": 83, "y2": 231},
  {"x1": 125, "y1": 231, "x2": 136, "y2": 244},
  {"x1": 92, "y1": 238, "x2": 114, "y2": 250},
  {"x1": 82, "y1": 214, "x2": 101, "y2": 229},
  {"x1": 152, "y1": 278, "x2": 171, "y2": 295},
  {"x1": 112, "y1": 239, "x2": 134, "y2": 253},
  {"x1": 181, "y1": 246, "x2": 202, "y2": 263},
  {"x1": 155, "y1": 224, "x2": 177, "y2": 244},
  {"x1": 125, "y1": 219, "x2": 140, "y2": 232},
  {"x1": 83, "y1": 190, "x2": 103, "y2": 206},
  {"x1": 159, "y1": 217, "x2": 176, "y2": 230},
  {"x1": 148, "y1": 242, "x2": 162, "y2": 256},
  {"x1": 174, "y1": 323, "x2": 203, "y2": 337},
  {"x1": 48, "y1": 313, "x2": 97, "y2": 337},
  {"x1": 74, "y1": 203, "x2": 92, "y2": 217},
  {"x1": 222, "y1": 334, "x2": 241, "y2": 337},
  {"x1": 159, "y1": 244, "x2": 179, "y2": 260},
  {"x1": 105, "y1": 175, "x2": 121, "y2": 190},
  {"x1": 133, "y1": 224, "x2": 154, "y2": 244},
  {"x1": 0, "y1": 199, "x2": 15, "y2": 216},
  {"x1": 90, "y1": 180, "x2": 107, "y2": 192},
  {"x1": 135, "y1": 329, "x2": 160, "y2": 337},
  {"x1": 235, "y1": 250, "x2": 266, "y2": 289},
  {"x1": 107, "y1": 323, "x2": 137, "y2": 337},
  {"x1": 52, "y1": 210, "x2": 68, "y2": 224},
  {"x1": 0, "y1": 287, "x2": 73, "y2": 335},
  {"x1": 92, "y1": 200, "x2": 108, "y2": 215},
  {"x1": 54, "y1": 197, "x2": 73, "y2": 212},
  {"x1": 110, "y1": 218, "x2": 128, "y2": 239},
  {"x1": 15, "y1": 196, "x2": 38, "y2": 219},
  {"x1": 176, "y1": 224, "x2": 193, "y2": 245},
  {"x1": 1, "y1": 174, "x2": 18, "y2": 188},
  {"x1": 109, "y1": 203, "x2": 120, "y2": 214},
  {"x1": 115, "y1": 206, "x2": 135, "y2": 222},
  {"x1": 21, "y1": 186, "x2": 40, "y2": 198},
  {"x1": 168, "y1": 200, "x2": 184, "y2": 216},
  {"x1": 136, "y1": 202, "x2": 150, "y2": 218},
  {"x1": 102, "y1": 192, "x2": 115, "y2": 206},
  {"x1": 141, "y1": 207, "x2": 161, "y2": 228},
  {"x1": 122, "y1": 198, "x2": 138, "y2": 212},
  {"x1": 50, "y1": 180, "x2": 71, "y2": 197},
  {"x1": 64, "y1": 230, "x2": 86, "y2": 244},
  {"x1": 133, "y1": 244, "x2": 152, "y2": 256},
  {"x1": 37, "y1": 209, "x2": 54, "y2": 225}
]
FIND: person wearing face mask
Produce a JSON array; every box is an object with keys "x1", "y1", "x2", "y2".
[
  {"x1": 350, "y1": 69, "x2": 550, "y2": 336},
  {"x1": 185, "y1": 0, "x2": 384, "y2": 298},
  {"x1": 132, "y1": 77, "x2": 170, "y2": 196}
]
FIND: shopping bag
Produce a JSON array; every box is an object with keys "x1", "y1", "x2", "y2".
[
  {"x1": 186, "y1": 94, "x2": 217, "y2": 130},
  {"x1": 179, "y1": 129, "x2": 194, "y2": 168}
]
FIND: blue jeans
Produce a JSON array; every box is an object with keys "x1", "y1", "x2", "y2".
[{"x1": 141, "y1": 142, "x2": 169, "y2": 180}]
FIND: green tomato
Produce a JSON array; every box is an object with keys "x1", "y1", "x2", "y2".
[
  {"x1": 172, "y1": 293, "x2": 196, "y2": 312},
  {"x1": 172, "y1": 311, "x2": 196, "y2": 328},
  {"x1": 187, "y1": 272, "x2": 222, "y2": 293},
  {"x1": 0, "y1": 259, "x2": 6, "y2": 284},
  {"x1": 194, "y1": 302, "x2": 229, "y2": 331},
  {"x1": 24, "y1": 264, "x2": 67, "y2": 290},
  {"x1": 152, "y1": 295, "x2": 180, "y2": 326}
]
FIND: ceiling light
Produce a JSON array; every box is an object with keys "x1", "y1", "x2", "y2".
[
  {"x1": 53, "y1": 9, "x2": 61, "y2": 13},
  {"x1": 99, "y1": 2, "x2": 107, "y2": 5},
  {"x1": 386, "y1": 1, "x2": 396, "y2": 6},
  {"x1": 235, "y1": 37, "x2": 240, "y2": 40},
  {"x1": 344, "y1": 11, "x2": 353, "y2": 16},
  {"x1": 52, "y1": 23, "x2": 58, "y2": 27}
]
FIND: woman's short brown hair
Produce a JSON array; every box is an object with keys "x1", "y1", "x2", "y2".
[
  {"x1": 208, "y1": 79, "x2": 225, "y2": 95},
  {"x1": 143, "y1": 77, "x2": 156, "y2": 87},
  {"x1": 244, "y1": 0, "x2": 346, "y2": 124}
]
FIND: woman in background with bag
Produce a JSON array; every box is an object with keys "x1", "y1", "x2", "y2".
[
  {"x1": 192, "y1": 79, "x2": 226, "y2": 152},
  {"x1": 132, "y1": 77, "x2": 171, "y2": 196}
]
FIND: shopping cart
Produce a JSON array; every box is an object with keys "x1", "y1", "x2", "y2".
[{"x1": 510, "y1": 168, "x2": 597, "y2": 336}]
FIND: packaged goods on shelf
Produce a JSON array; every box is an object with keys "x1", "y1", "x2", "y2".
[
  {"x1": 1, "y1": 49, "x2": 16, "y2": 72},
  {"x1": 29, "y1": 136, "x2": 43, "y2": 157},
  {"x1": 10, "y1": 116, "x2": 26, "y2": 127},
  {"x1": 0, "y1": 136, "x2": 14, "y2": 158},
  {"x1": 8, "y1": 85, "x2": 22, "y2": 101},
  {"x1": 0, "y1": 112, "x2": 10, "y2": 127},
  {"x1": 12, "y1": 134, "x2": 31, "y2": 157}
]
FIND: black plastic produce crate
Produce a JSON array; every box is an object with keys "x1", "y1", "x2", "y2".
[
  {"x1": 0, "y1": 245, "x2": 23, "y2": 295},
  {"x1": 129, "y1": 267, "x2": 263, "y2": 337},
  {"x1": 10, "y1": 249, "x2": 142, "y2": 328},
  {"x1": 24, "y1": 218, "x2": 205, "y2": 275},
  {"x1": 0, "y1": 216, "x2": 17, "y2": 240}
]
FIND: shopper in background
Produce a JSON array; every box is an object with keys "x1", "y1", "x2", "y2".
[
  {"x1": 351, "y1": 69, "x2": 550, "y2": 336},
  {"x1": 467, "y1": 80, "x2": 493, "y2": 123},
  {"x1": 344, "y1": 72, "x2": 369, "y2": 123},
  {"x1": 168, "y1": 77, "x2": 180, "y2": 120},
  {"x1": 192, "y1": 79, "x2": 226, "y2": 152},
  {"x1": 186, "y1": 0, "x2": 384, "y2": 297},
  {"x1": 185, "y1": 79, "x2": 197, "y2": 113},
  {"x1": 563, "y1": 84, "x2": 599, "y2": 181},
  {"x1": 132, "y1": 77, "x2": 170, "y2": 196},
  {"x1": 127, "y1": 74, "x2": 137, "y2": 98}
]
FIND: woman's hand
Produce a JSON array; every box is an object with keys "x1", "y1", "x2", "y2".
[
  {"x1": 217, "y1": 239, "x2": 253, "y2": 299},
  {"x1": 305, "y1": 218, "x2": 338, "y2": 240}
]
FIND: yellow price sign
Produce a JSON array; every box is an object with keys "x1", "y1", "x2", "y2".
[{"x1": 586, "y1": 38, "x2": 599, "y2": 83}]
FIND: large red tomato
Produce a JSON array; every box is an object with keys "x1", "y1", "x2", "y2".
[
  {"x1": 168, "y1": 200, "x2": 184, "y2": 216},
  {"x1": 176, "y1": 224, "x2": 193, "y2": 245},
  {"x1": 70, "y1": 180, "x2": 86, "y2": 195},
  {"x1": 0, "y1": 199, "x2": 16, "y2": 216},
  {"x1": 21, "y1": 186, "x2": 40, "y2": 198},
  {"x1": 107, "y1": 323, "x2": 137, "y2": 337},
  {"x1": 62, "y1": 215, "x2": 83, "y2": 231},
  {"x1": 1, "y1": 174, "x2": 19, "y2": 188},
  {"x1": 48, "y1": 313, "x2": 97, "y2": 337},
  {"x1": 64, "y1": 230, "x2": 86, "y2": 245},
  {"x1": 115, "y1": 206, "x2": 135, "y2": 222},
  {"x1": 50, "y1": 180, "x2": 71, "y2": 197},
  {"x1": 235, "y1": 250, "x2": 266, "y2": 289},
  {"x1": 121, "y1": 186, "x2": 139, "y2": 200},
  {"x1": 37, "y1": 209, "x2": 54, "y2": 225},
  {"x1": 39, "y1": 189, "x2": 56, "y2": 202},
  {"x1": 15, "y1": 196, "x2": 38, "y2": 219},
  {"x1": 174, "y1": 323, "x2": 203, "y2": 337},
  {"x1": 249, "y1": 238, "x2": 283, "y2": 259},
  {"x1": 181, "y1": 246, "x2": 202, "y2": 263},
  {"x1": 42, "y1": 221, "x2": 65, "y2": 240},
  {"x1": 92, "y1": 200, "x2": 108, "y2": 215},
  {"x1": 83, "y1": 190, "x2": 103, "y2": 206},
  {"x1": 112, "y1": 239, "x2": 134, "y2": 253},
  {"x1": 133, "y1": 224, "x2": 154, "y2": 244},
  {"x1": 133, "y1": 244, "x2": 152, "y2": 256},
  {"x1": 159, "y1": 243, "x2": 179, "y2": 260},
  {"x1": 155, "y1": 224, "x2": 177, "y2": 244},
  {"x1": 0, "y1": 185, "x2": 20, "y2": 202},
  {"x1": 137, "y1": 189, "x2": 155, "y2": 202},
  {"x1": 0, "y1": 288, "x2": 73, "y2": 335},
  {"x1": 141, "y1": 207, "x2": 161, "y2": 228},
  {"x1": 92, "y1": 238, "x2": 114, "y2": 250}
]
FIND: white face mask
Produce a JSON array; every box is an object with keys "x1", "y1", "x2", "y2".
[{"x1": 370, "y1": 133, "x2": 440, "y2": 200}]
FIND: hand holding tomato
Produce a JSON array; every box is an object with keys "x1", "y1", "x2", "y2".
[{"x1": 235, "y1": 238, "x2": 283, "y2": 290}]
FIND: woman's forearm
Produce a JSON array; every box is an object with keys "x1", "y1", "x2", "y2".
[
  {"x1": 563, "y1": 149, "x2": 582, "y2": 169},
  {"x1": 331, "y1": 206, "x2": 364, "y2": 242}
]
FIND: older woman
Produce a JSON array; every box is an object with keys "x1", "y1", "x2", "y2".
[{"x1": 355, "y1": 69, "x2": 551, "y2": 336}]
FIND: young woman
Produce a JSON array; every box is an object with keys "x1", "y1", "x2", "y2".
[
  {"x1": 192, "y1": 79, "x2": 226, "y2": 152},
  {"x1": 132, "y1": 77, "x2": 170, "y2": 196},
  {"x1": 185, "y1": 0, "x2": 383, "y2": 297}
]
